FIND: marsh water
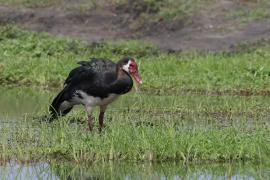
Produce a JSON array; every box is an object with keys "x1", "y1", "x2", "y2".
[
  {"x1": 0, "y1": 87, "x2": 269, "y2": 179},
  {"x1": 1, "y1": 161, "x2": 269, "y2": 179}
]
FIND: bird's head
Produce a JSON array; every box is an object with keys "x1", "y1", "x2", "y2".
[{"x1": 118, "y1": 57, "x2": 142, "y2": 85}]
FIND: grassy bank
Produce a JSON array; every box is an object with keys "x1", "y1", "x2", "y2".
[
  {"x1": 1, "y1": 26, "x2": 270, "y2": 93},
  {"x1": 0, "y1": 25, "x2": 270, "y2": 163}
]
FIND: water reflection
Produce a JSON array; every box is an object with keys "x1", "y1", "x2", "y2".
[
  {"x1": 0, "y1": 161, "x2": 269, "y2": 180},
  {"x1": 0, "y1": 87, "x2": 50, "y2": 120},
  {"x1": 0, "y1": 162, "x2": 58, "y2": 180}
]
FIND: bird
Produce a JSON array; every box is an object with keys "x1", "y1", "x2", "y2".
[{"x1": 49, "y1": 57, "x2": 142, "y2": 131}]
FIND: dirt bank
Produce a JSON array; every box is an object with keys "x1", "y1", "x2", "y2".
[{"x1": 1, "y1": 0, "x2": 270, "y2": 52}]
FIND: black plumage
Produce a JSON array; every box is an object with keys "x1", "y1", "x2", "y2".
[{"x1": 49, "y1": 57, "x2": 141, "y2": 131}]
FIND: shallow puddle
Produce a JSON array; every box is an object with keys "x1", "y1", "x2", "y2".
[
  {"x1": 0, "y1": 87, "x2": 50, "y2": 121},
  {"x1": 0, "y1": 161, "x2": 269, "y2": 180},
  {"x1": 0, "y1": 162, "x2": 55, "y2": 180}
]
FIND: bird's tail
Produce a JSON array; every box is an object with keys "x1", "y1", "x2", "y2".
[{"x1": 49, "y1": 86, "x2": 72, "y2": 121}]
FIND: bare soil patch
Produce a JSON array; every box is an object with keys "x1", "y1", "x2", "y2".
[{"x1": 0, "y1": 0, "x2": 270, "y2": 52}]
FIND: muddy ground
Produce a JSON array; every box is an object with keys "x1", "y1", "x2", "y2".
[{"x1": 0, "y1": 0, "x2": 270, "y2": 52}]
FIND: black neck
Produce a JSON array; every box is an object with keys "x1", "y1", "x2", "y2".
[{"x1": 111, "y1": 68, "x2": 133, "y2": 94}]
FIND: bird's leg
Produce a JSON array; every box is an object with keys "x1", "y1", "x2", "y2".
[
  {"x1": 88, "y1": 115, "x2": 94, "y2": 131},
  {"x1": 99, "y1": 106, "x2": 107, "y2": 132},
  {"x1": 85, "y1": 106, "x2": 93, "y2": 131}
]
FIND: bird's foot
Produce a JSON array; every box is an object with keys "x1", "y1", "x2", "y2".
[{"x1": 98, "y1": 125, "x2": 104, "y2": 133}]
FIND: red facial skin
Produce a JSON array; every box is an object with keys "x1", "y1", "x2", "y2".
[{"x1": 129, "y1": 59, "x2": 142, "y2": 85}]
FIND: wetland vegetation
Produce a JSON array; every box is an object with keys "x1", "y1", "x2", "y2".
[
  {"x1": 0, "y1": 21, "x2": 270, "y2": 178},
  {"x1": 0, "y1": 25, "x2": 270, "y2": 165}
]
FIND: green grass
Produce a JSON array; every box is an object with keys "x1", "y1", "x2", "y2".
[
  {"x1": 2, "y1": 114, "x2": 270, "y2": 163},
  {"x1": 1, "y1": 25, "x2": 270, "y2": 92},
  {"x1": 0, "y1": 108, "x2": 269, "y2": 163},
  {"x1": 0, "y1": 25, "x2": 270, "y2": 164},
  {"x1": 227, "y1": 1, "x2": 270, "y2": 23}
]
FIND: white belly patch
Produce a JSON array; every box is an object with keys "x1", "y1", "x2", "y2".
[
  {"x1": 72, "y1": 90, "x2": 119, "y2": 106},
  {"x1": 59, "y1": 100, "x2": 73, "y2": 112}
]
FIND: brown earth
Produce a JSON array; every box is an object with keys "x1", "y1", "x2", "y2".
[{"x1": 0, "y1": 0, "x2": 270, "y2": 52}]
